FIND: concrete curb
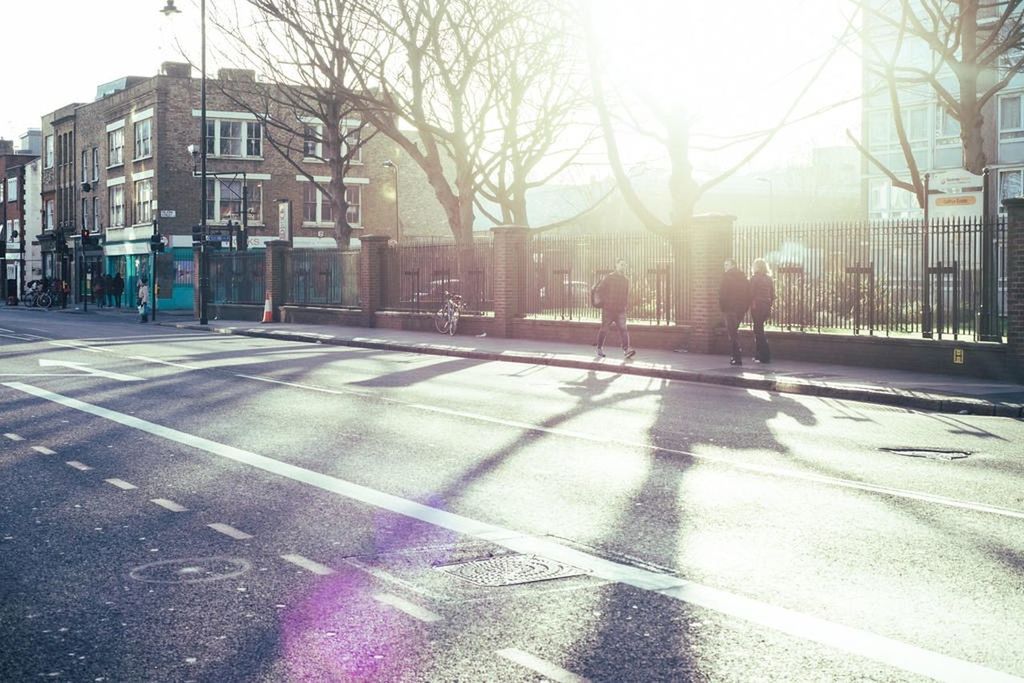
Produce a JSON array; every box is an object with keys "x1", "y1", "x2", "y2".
[{"x1": 165, "y1": 322, "x2": 1024, "y2": 419}]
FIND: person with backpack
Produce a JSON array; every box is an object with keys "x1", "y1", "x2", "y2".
[
  {"x1": 719, "y1": 258, "x2": 751, "y2": 366},
  {"x1": 591, "y1": 258, "x2": 636, "y2": 359},
  {"x1": 750, "y1": 258, "x2": 775, "y2": 363}
]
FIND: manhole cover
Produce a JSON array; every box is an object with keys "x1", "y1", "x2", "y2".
[
  {"x1": 436, "y1": 554, "x2": 585, "y2": 587},
  {"x1": 129, "y1": 556, "x2": 251, "y2": 584},
  {"x1": 881, "y1": 447, "x2": 971, "y2": 460}
]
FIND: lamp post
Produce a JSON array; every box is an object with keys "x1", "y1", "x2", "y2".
[
  {"x1": 756, "y1": 177, "x2": 773, "y2": 224},
  {"x1": 383, "y1": 159, "x2": 400, "y2": 243},
  {"x1": 161, "y1": 0, "x2": 208, "y2": 324}
]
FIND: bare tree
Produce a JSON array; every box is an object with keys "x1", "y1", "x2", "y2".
[
  {"x1": 212, "y1": 0, "x2": 376, "y2": 249},
  {"x1": 852, "y1": 0, "x2": 1024, "y2": 199}
]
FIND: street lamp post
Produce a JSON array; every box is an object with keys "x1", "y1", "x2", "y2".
[
  {"x1": 383, "y1": 160, "x2": 400, "y2": 243},
  {"x1": 161, "y1": 0, "x2": 208, "y2": 324}
]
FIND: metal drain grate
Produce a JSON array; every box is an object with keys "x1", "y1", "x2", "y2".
[
  {"x1": 436, "y1": 554, "x2": 585, "y2": 586},
  {"x1": 881, "y1": 447, "x2": 971, "y2": 460}
]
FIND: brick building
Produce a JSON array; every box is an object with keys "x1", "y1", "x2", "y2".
[
  {"x1": 1, "y1": 138, "x2": 40, "y2": 300},
  {"x1": 40, "y1": 62, "x2": 398, "y2": 310}
]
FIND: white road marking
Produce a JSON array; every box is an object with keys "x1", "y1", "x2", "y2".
[
  {"x1": 104, "y1": 478, "x2": 137, "y2": 490},
  {"x1": 32, "y1": 446, "x2": 56, "y2": 455},
  {"x1": 4, "y1": 433, "x2": 24, "y2": 441},
  {"x1": 373, "y1": 593, "x2": 443, "y2": 623},
  {"x1": 127, "y1": 356, "x2": 199, "y2": 370},
  {"x1": 66, "y1": 461, "x2": 93, "y2": 471},
  {"x1": 240, "y1": 374, "x2": 1024, "y2": 523},
  {"x1": 496, "y1": 648, "x2": 589, "y2": 683},
  {"x1": 7, "y1": 381, "x2": 1023, "y2": 683},
  {"x1": 38, "y1": 359, "x2": 141, "y2": 382},
  {"x1": 150, "y1": 498, "x2": 188, "y2": 512},
  {"x1": 280, "y1": 553, "x2": 335, "y2": 576},
  {"x1": 208, "y1": 523, "x2": 252, "y2": 540}
]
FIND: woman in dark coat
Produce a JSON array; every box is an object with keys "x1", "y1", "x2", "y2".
[
  {"x1": 111, "y1": 273, "x2": 125, "y2": 308},
  {"x1": 750, "y1": 258, "x2": 775, "y2": 363}
]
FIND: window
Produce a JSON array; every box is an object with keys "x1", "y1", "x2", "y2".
[
  {"x1": 205, "y1": 179, "x2": 263, "y2": 222},
  {"x1": 999, "y1": 94, "x2": 1024, "y2": 141},
  {"x1": 108, "y1": 128, "x2": 125, "y2": 166},
  {"x1": 82, "y1": 198, "x2": 90, "y2": 230},
  {"x1": 344, "y1": 125, "x2": 362, "y2": 163},
  {"x1": 134, "y1": 119, "x2": 152, "y2": 159},
  {"x1": 134, "y1": 179, "x2": 153, "y2": 224},
  {"x1": 999, "y1": 169, "x2": 1023, "y2": 209},
  {"x1": 5, "y1": 178, "x2": 15, "y2": 203},
  {"x1": 45, "y1": 200, "x2": 54, "y2": 229},
  {"x1": 93, "y1": 197, "x2": 101, "y2": 230},
  {"x1": 108, "y1": 186, "x2": 125, "y2": 227},
  {"x1": 345, "y1": 186, "x2": 361, "y2": 225},
  {"x1": 44, "y1": 135, "x2": 54, "y2": 168},
  {"x1": 303, "y1": 124, "x2": 322, "y2": 158},
  {"x1": 92, "y1": 148, "x2": 100, "y2": 180},
  {"x1": 302, "y1": 120, "x2": 360, "y2": 162},
  {"x1": 204, "y1": 118, "x2": 263, "y2": 158},
  {"x1": 302, "y1": 184, "x2": 361, "y2": 225},
  {"x1": 937, "y1": 107, "x2": 960, "y2": 146},
  {"x1": 81, "y1": 151, "x2": 89, "y2": 183}
]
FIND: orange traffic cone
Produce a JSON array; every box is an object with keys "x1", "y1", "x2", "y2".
[{"x1": 261, "y1": 295, "x2": 273, "y2": 323}]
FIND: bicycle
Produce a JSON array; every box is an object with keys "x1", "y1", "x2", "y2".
[
  {"x1": 20, "y1": 280, "x2": 53, "y2": 309},
  {"x1": 434, "y1": 292, "x2": 464, "y2": 335}
]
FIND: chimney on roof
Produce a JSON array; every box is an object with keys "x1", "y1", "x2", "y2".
[
  {"x1": 217, "y1": 68, "x2": 255, "y2": 82},
  {"x1": 161, "y1": 62, "x2": 192, "y2": 78},
  {"x1": 0, "y1": 139, "x2": 13, "y2": 155}
]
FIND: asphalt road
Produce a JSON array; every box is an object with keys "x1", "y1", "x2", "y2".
[{"x1": 1, "y1": 308, "x2": 1023, "y2": 682}]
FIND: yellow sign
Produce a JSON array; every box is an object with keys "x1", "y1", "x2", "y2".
[
  {"x1": 953, "y1": 348, "x2": 965, "y2": 364},
  {"x1": 936, "y1": 196, "x2": 976, "y2": 207}
]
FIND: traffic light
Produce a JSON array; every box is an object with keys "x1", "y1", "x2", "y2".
[
  {"x1": 80, "y1": 229, "x2": 98, "y2": 249},
  {"x1": 192, "y1": 224, "x2": 204, "y2": 245},
  {"x1": 150, "y1": 233, "x2": 165, "y2": 253}
]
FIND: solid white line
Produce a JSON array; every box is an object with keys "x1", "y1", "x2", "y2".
[
  {"x1": 5, "y1": 381, "x2": 1021, "y2": 683},
  {"x1": 496, "y1": 648, "x2": 589, "y2": 683},
  {"x1": 32, "y1": 446, "x2": 56, "y2": 455},
  {"x1": 373, "y1": 593, "x2": 443, "y2": 623},
  {"x1": 208, "y1": 523, "x2": 252, "y2": 540},
  {"x1": 4, "y1": 433, "x2": 24, "y2": 441},
  {"x1": 240, "y1": 374, "x2": 1024, "y2": 523},
  {"x1": 105, "y1": 478, "x2": 137, "y2": 490},
  {"x1": 150, "y1": 498, "x2": 188, "y2": 512},
  {"x1": 66, "y1": 461, "x2": 93, "y2": 471},
  {"x1": 127, "y1": 355, "x2": 199, "y2": 370},
  {"x1": 281, "y1": 553, "x2": 335, "y2": 576}
]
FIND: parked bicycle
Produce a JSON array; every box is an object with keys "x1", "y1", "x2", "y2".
[
  {"x1": 20, "y1": 280, "x2": 54, "y2": 308},
  {"x1": 434, "y1": 291, "x2": 464, "y2": 335}
]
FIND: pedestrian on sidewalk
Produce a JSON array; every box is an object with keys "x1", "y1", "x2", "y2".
[
  {"x1": 92, "y1": 274, "x2": 106, "y2": 308},
  {"x1": 111, "y1": 272, "x2": 124, "y2": 308},
  {"x1": 592, "y1": 258, "x2": 636, "y2": 359},
  {"x1": 750, "y1": 258, "x2": 775, "y2": 364},
  {"x1": 719, "y1": 258, "x2": 751, "y2": 366},
  {"x1": 137, "y1": 281, "x2": 150, "y2": 323}
]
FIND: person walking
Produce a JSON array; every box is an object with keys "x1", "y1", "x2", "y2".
[
  {"x1": 111, "y1": 272, "x2": 125, "y2": 308},
  {"x1": 592, "y1": 258, "x2": 636, "y2": 359},
  {"x1": 137, "y1": 280, "x2": 150, "y2": 323},
  {"x1": 750, "y1": 258, "x2": 775, "y2": 364},
  {"x1": 719, "y1": 258, "x2": 751, "y2": 366},
  {"x1": 92, "y1": 273, "x2": 106, "y2": 308}
]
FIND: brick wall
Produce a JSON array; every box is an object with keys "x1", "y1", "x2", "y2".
[{"x1": 1004, "y1": 198, "x2": 1024, "y2": 379}]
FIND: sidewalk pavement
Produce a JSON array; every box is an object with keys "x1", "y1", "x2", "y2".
[
  {"x1": 32, "y1": 303, "x2": 1023, "y2": 417},
  {"x1": 118, "y1": 311, "x2": 1020, "y2": 419}
]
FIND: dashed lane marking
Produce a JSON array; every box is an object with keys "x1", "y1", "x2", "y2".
[
  {"x1": 6, "y1": 381, "x2": 1022, "y2": 683},
  {"x1": 150, "y1": 498, "x2": 188, "y2": 513},
  {"x1": 4, "y1": 433, "x2": 24, "y2": 441},
  {"x1": 66, "y1": 461, "x2": 93, "y2": 471},
  {"x1": 104, "y1": 478, "x2": 138, "y2": 490},
  {"x1": 373, "y1": 593, "x2": 443, "y2": 623},
  {"x1": 208, "y1": 523, "x2": 252, "y2": 540},
  {"x1": 280, "y1": 554, "x2": 335, "y2": 576},
  {"x1": 496, "y1": 648, "x2": 589, "y2": 683},
  {"x1": 32, "y1": 446, "x2": 56, "y2": 455}
]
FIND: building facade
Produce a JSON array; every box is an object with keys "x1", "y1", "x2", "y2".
[{"x1": 1, "y1": 138, "x2": 40, "y2": 300}]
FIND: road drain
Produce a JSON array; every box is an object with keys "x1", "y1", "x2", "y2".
[
  {"x1": 881, "y1": 447, "x2": 971, "y2": 460},
  {"x1": 436, "y1": 553, "x2": 585, "y2": 587}
]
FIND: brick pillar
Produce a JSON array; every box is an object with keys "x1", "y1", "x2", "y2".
[
  {"x1": 1002, "y1": 199, "x2": 1024, "y2": 378},
  {"x1": 491, "y1": 226, "x2": 531, "y2": 338},
  {"x1": 683, "y1": 213, "x2": 736, "y2": 354},
  {"x1": 359, "y1": 234, "x2": 390, "y2": 327},
  {"x1": 264, "y1": 240, "x2": 289, "y2": 322}
]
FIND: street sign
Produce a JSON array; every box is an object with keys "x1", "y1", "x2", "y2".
[{"x1": 159, "y1": 209, "x2": 177, "y2": 218}]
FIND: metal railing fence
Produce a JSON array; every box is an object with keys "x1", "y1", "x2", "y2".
[
  {"x1": 522, "y1": 233, "x2": 684, "y2": 325},
  {"x1": 383, "y1": 236, "x2": 494, "y2": 313},
  {"x1": 208, "y1": 251, "x2": 265, "y2": 305},
  {"x1": 283, "y1": 249, "x2": 359, "y2": 306},
  {"x1": 732, "y1": 218, "x2": 1007, "y2": 340}
]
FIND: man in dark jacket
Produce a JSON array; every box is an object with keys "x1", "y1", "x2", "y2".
[
  {"x1": 719, "y1": 259, "x2": 751, "y2": 365},
  {"x1": 593, "y1": 259, "x2": 636, "y2": 359}
]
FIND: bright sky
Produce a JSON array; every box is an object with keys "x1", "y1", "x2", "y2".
[{"x1": 2, "y1": 0, "x2": 861, "y2": 175}]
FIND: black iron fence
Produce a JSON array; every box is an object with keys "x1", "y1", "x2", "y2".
[
  {"x1": 284, "y1": 249, "x2": 359, "y2": 306},
  {"x1": 732, "y1": 218, "x2": 1007, "y2": 340},
  {"x1": 383, "y1": 236, "x2": 494, "y2": 313},
  {"x1": 522, "y1": 233, "x2": 684, "y2": 325},
  {"x1": 209, "y1": 251, "x2": 265, "y2": 305}
]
